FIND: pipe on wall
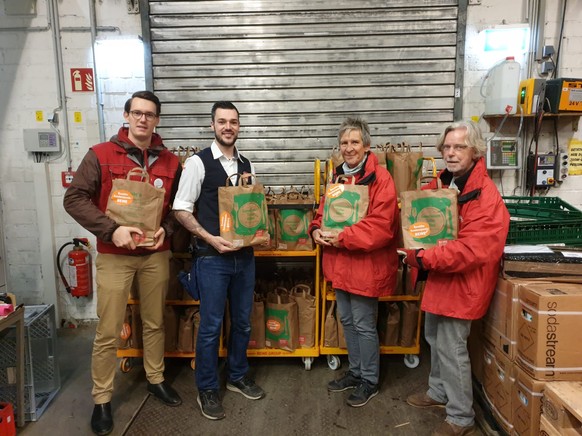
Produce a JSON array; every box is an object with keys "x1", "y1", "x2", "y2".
[
  {"x1": 89, "y1": 0, "x2": 106, "y2": 143},
  {"x1": 47, "y1": 0, "x2": 72, "y2": 170}
]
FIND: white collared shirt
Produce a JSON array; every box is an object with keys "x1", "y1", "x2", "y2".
[{"x1": 173, "y1": 141, "x2": 255, "y2": 213}]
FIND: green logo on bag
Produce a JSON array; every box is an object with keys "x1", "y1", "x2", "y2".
[
  {"x1": 280, "y1": 210, "x2": 308, "y2": 242},
  {"x1": 408, "y1": 197, "x2": 455, "y2": 244},
  {"x1": 323, "y1": 191, "x2": 361, "y2": 228},
  {"x1": 232, "y1": 193, "x2": 266, "y2": 235}
]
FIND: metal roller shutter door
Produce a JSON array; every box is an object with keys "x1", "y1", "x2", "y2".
[{"x1": 142, "y1": 0, "x2": 466, "y2": 187}]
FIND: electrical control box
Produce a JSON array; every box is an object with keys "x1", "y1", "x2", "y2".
[
  {"x1": 544, "y1": 78, "x2": 582, "y2": 113},
  {"x1": 518, "y1": 78, "x2": 546, "y2": 115},
  {"x1": 555, "y1": 152, "x2": 569, "y2": 183},
  {"x1": 526, "y1": 153, "x2": 557, "y2": 188},
  {"x1": 23, "y1": 129, "x2": 61, "y2": 153},
  {"x1": 486, "y1": 137, "x2": 520, "y2": 169}
]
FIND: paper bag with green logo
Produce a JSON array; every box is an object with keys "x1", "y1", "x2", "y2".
[
  {"x1": 321, "y1": 176, "x2": 369, "y2": 238},
  {"x1": 105, "y1": 167, "x2": 165, "y2": 247},
  {"x1": 265, "y1": 287, "x2": 299, "y2": 352},
  {"x1": 400, "y1": 180, "x2": 458, "y2": 249},
  {"x1": 275, "y1": 187, "x2": 315, "y2": 251},
  {"x1": 218, "y1": 173, "x2": 269, "y2": 248}
]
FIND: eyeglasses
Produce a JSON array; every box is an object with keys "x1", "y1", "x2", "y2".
[
  {"x1": 129, "y1": 110, "x2": 158, "y2": 121},
  {"x1": 442, "y1": 144, "x2": 469, "y2": 152}
]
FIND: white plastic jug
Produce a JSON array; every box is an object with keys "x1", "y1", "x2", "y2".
[{"x1": 481, "y1": 56, "x2": 521, "y2": 115}]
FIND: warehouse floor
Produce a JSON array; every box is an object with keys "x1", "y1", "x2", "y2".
[{"x1": 18, "y1": 324, "x2": 497, "y2": 436}]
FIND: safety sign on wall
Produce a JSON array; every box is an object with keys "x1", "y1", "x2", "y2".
[
  {"x1": 568, "y1": 138, "x2": 582, "y2": 175},
  {"x1": 70, "y1": 68, "x2": 94, "y2": 92}
]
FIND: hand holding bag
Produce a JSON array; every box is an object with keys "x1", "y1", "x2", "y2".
[{"x1": 105, "y1": 167, "x2": 165, "y2": 247}]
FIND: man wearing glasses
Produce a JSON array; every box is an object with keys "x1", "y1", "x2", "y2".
[{"x1": 64, "y1": 90, "x2": 182, "y2": 435}]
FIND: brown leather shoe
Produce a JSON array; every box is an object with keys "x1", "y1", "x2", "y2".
[
  {"x1": 406, "y1": 392, "x2": 446, "y2": 408},
  {"x1": 432, "y1": 421, "x2": 475, "y2": 436}
]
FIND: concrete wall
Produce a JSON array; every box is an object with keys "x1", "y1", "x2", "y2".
[{"x1": 0, "y1": 0, "x2": 581, "y2": 323}]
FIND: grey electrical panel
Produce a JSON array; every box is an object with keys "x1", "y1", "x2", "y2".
[{"x1": 23, "y1": 129, "x2": 61, "y2": 153}]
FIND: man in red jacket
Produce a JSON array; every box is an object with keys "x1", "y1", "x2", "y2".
[
  {"x1": 403, "y1": 121, "x2": 509, "y2": 436},
  {"x1": 64, "y1": 91, "x2": 182, "y2": 435}
]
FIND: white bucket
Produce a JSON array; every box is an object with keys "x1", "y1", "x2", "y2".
[{"x1": 481, "y1": 57, "x2": 521, "y2": 115}]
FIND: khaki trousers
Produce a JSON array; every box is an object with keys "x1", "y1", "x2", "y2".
[{"x1": 92, "y1": 251, "x2": 170, "y2": 404}]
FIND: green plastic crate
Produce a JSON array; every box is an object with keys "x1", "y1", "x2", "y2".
[{"x1": 502, "y1": 196, "x2": 582, "y2": 245}]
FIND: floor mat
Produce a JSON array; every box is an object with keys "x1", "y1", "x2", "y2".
[{"x1": 121, "y1": 355, "x2": 454, "y2": 436}]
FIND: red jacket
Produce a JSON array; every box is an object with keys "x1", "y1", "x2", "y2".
[
  {"x1": 64, "y1": 127, "x2": 181, "y2": 255},
  {"x1": 310, "y1": 152, "x2": 400, "y2": 297},
  {"x1": 416, "y1": 157, "x2": 510, "y2": 319}
]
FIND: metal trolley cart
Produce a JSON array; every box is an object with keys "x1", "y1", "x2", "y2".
[{"x1": 319, "y1": 269, "x2": 424, "y2": 371}]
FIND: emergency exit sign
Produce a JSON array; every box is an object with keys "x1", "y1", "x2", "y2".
[{"x1": 70, "y1": 68, "x2": 94, "y2": 92}]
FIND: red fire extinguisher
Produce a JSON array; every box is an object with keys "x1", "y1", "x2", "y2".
[{"x1": 57, "y1": 238, "x2": 93, "y2": 297}]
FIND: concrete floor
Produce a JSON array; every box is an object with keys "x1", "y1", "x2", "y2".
[{"x1": 18, "y1": 323, "x2": 496, "y2": 436}]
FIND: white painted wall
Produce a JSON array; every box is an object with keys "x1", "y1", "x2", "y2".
[{"x1": 0, "y1": 0, "x2": 581, "y2": 322}]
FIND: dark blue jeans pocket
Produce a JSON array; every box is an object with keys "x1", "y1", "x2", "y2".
[{"x1": 178, "y1": 262, "x2": 199, "y2": 301}]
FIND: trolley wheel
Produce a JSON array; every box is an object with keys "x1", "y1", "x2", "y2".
[
  {"x1": 327, "y1": 355, "x2": 341, "y2": 371},
  {"x1": 190, "y1": 358, "x2": 196, "y2": 370},
  {"x1": 302, "y1": 357, "x2": 314, "y2": 371},
  {"x1": 404, "y1": 354, "x2": 420, "y2": 369},
  {"x1": 120, "y1": 357, "x2": 132, "y2": 373}
]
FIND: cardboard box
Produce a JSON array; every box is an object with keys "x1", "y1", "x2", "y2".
[
  {"x1": 483, "y1": 344, "x2": 515, "y2": 424},
  {"x1": 542, "y1": 381, "x2": 582, "y2": 435},
  {"x1": 483, "y1": 277, "x2": 526, "y2": 361},
  {"x1": 512, "y1": 365, "x2": 546, "y2": 436},
  {"x1": 539, "y1": 414, "x2": 563, "y2": 436},
  {"x1": 517, "y1": 282, "x2": 582, "y2": 381},
  {"x1": 468, "y1": 318, "x2": 485, "y2": 385}
]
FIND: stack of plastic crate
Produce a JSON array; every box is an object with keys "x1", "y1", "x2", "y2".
[
  {"x1": 0, "y1": 305, "x2": 60, "y2": 421},
  {"x1": 502, "y1": 196, "x2": 582, "y2": 246}
]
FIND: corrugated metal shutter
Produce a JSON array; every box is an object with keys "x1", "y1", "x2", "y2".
[{"x1": 143, "y1": 0, "x2": 466, "y2": 188}]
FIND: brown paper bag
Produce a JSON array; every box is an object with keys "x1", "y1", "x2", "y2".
[
  {"x1": 321, "y1": 176, "x2": 369, "y2": 238},
  {"x1": 248, "y1": 294, "x2": 266, "y2": 349},
  {"x1": 324, "y1": 300, "x2": 339, "y2": 348},
  {"x1": 177, "y1": 307, "x2": 199, "y2": 352},
  {"x1": 218, "y1": 173, "x2": 269, "y2": 248},
  {"x1": 374, "y1": 143, "x2": 390, "y2": 169},
  {"x1": 400, "y1": 179, "x2": 458, "y2": 249},
  {"x1": 400, "y1": 301, "x2": 420, "y2": 347},
  {"x1": 290, "y1": 284, "x2": 316, "y2": 348},
  {"x1": 105, "y1": 167, "x2": 165, "y2": 247},
  {"x1": 164, "y1": 306, "x2": 179, "y2": 352},
  {"x1": 385, "y1": 302, "x2": 401, "y2": 346},
  {"x1": 386, "y1": 143, "x2": 424, "y2": 197},
  {"x1": 265, "y1": 288, "x2": 299, "y2": 351}
]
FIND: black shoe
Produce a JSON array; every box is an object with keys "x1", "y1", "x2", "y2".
[
  {"x1": 226, "y1": 375, "x2": 265, "y2": 400},
  {"x1": 197, "y1": 390, "x2": 226, "y2": 420},
  {"x1": 91, "y1": 402, "x2": 113, "y2": 435},
  {"x1": 346, "y1": 380, "x2": 379, "y2": 407},
  {"x1": 327, "y1": 371, "x2": 361, "y2": 392},
  {"x1": 147, "y1": 381, "x2": 182, "y2": 407}
]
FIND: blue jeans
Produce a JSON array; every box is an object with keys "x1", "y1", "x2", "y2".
[
  {"x1": 195, "y1": 250, "x2": 255, "y2": 391},
  {"x1": 335, "y1": 289, "x2": 379, "y2": 385},
  {"x1": 425, "y1": 312, "x2": 474, "y2": 427}
]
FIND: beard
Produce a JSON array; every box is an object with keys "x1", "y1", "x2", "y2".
[{"x1": 215, "y1": 131, "x2": 237, "y2": 148}]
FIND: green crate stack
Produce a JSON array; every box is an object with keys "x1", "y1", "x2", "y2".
[{"x1": 502, "y1": 196, "x2": 582, "y2": 245}]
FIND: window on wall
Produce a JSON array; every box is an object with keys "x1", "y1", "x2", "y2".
[{"x1": 94, "y1": 38, "x2": 145, "y2": 89}]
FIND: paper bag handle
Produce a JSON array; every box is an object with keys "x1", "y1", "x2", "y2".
[
  {"x1": 224, "y1": 173, "x2": 257, "y2": 187},
  {"x1": 126, "y1": 167, "x2": 148, "y2": 181},
  {"x1": 334, "y1": 174, "x2": 356, "y2": 185}
]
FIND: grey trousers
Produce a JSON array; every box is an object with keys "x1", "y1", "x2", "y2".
[
  {"x1": 335, "y1": 289, "x2": 379, "y2": 385},
  {"x1": 425, "y1": 312, "x2": 475, "y2": 427}
]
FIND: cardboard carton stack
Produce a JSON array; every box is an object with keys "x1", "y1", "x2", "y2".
[{"x1": 479, "y1": 275, "x2": 582, "y2": 435}]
